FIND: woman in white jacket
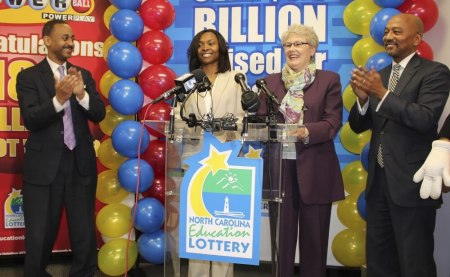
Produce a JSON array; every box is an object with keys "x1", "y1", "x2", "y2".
[{"x1": 184, "y1": 29, "x2": 244, "y2": 277}]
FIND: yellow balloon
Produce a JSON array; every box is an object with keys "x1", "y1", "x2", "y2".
[
  {"x1": 103, "y1": 4, "x2": 118, "y2": 30},
  {"x1": 352, "y1": 36, "x2": 385, "y2": 67},
  {"x1": 332, "y1": 228, "x2": 366, "y2": 267},
  {"x1": 96, "y1": 203, "x2": 132, "y2": 238},
  {"x1": 99, "y1": 70, "x2": 122, "y2": 99},
  {"x1": 337, "y1": 193, "x2": 366, "y2": 229},
  {"x1": 343, "y1": 0, "x2": 381, "y2": 35},
  {"x1": 98, "y1": 138, "x2": 127, "y2": 170},
  {"x1": 340, "y1": 122, "x2": 372, "y2": 154},
  {"x1": 99, "y1": 105, "x2": 134, "y2": 136},
  {"x1": 342, "y1": 84, "x2": 357, "y2": 112},
  {"x1": 98, "y1": 239, "x2": 138, "y2": 276},
  {"x1": 342, "y1": 160, "x2": 368, "y2": 195},
  {"x1": 101, "y1": 228, "x2": 136, "y2": 243},
  {"x1": 96, "y1": 169, "x2": 129, "y2": 204},
  {"x1": 103, "y1": 35, "x2": 118, "y2": 61}
]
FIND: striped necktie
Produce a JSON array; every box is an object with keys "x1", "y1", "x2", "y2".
[
  {"x1": 377, "y1": 64, "x2": 402, "y2": 168},
  {"x1": 58, "y1": 65, "x2": 76, "y2": 150},
  {"x1": 388, "y1": 64, "x2": 401, "y2": 92}
]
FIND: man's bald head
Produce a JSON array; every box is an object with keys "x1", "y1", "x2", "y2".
[{"x1": 391, "y1": 13, "x2": 424, "y2": 34}]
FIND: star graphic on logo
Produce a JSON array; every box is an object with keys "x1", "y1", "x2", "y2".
[
  {"x1": 244, "y1": 145, "x2": 263, "y2": 159},
  {"x1": 200, "y1": 145, "x2": 231, "y2": 175}
]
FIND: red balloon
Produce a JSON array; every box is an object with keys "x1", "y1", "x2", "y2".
[
  {"x1": 139, "y1": 0, "x2": 176, "y2": 30},
  {"x1": 142, "y1": 175, "x2": 177, "y2": 205},
  {"x1": 398, "y1": 0, "x2": 438, "y2": 32},
  {"x1": 142, "y1": 175, "x2": 165, "y2": 203},
  {"x1": 141, "y1": 139, "x2": 166, "y2": 175},
  {"x1": 416, "y1": 40, "x2": 434, "y2": 60},
  {"x1": 138, "y1": 102, "x2": 171, "y2": 137},
  {"x1": 138, "y1": 30, "x2": 173, "y2": 65},
  {"x1": 138, "y1": 64, "x2": 177, "y2": 100}
]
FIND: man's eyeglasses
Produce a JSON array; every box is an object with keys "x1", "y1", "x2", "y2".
[{"x1": 282, "y1": 42, "x2": 309, "y2": 48}]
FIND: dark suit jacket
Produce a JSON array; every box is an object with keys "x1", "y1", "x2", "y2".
[
  {"x1": 439, "y1": 114, "x2": 450, "y2": 139},
  {"x1": 257, "y1": 70, "x2": 345, "y2": 204},
  {"x1": 17, "y1": 58, "x2": 106, "y2": 185},
  {"x1": 348, "y1": 54, "x2": 450, "y2": 207}
]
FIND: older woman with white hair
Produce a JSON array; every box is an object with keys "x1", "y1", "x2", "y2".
[{"x1": 257, "y1": 24, "x2": 345, "y2": 277}]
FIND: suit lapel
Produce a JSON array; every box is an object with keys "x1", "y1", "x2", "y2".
[
  {"x1": 211, "y1": 72, "x2": 229, "y2": 113},
  {"x1": 378, "y1": 54, "x2": 421, "y2": 129},
  {"x1": 392, "y1": 54, "x2": 420, "y2": 96},
  {"x1": 38, "y1": 59, "x2": 56, "y2": 98},
  {"x1": 273, "y1": 73, "x2": 287, "y2": 101}
]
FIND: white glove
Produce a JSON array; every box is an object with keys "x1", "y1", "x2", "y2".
[{"x1": 413, "y1": 140, "x2": 450, "y2": 199}]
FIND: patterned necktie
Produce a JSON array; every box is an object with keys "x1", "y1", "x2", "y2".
[
  {"x1": 377, "y1": 64, "x2": 402, "y2": 167},
  {"x1": 388, "y1": 64, "x2": 401, "y2": 92},
  {"x1": 58, "y1": 65, "x2": 76, "y2": 150}
]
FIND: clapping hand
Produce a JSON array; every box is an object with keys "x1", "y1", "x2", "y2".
[
  {"x1": 68, "y1": 66, "x2": 86, "y2": 100},
  {"x1": 55, "y1": 69, "x2": 79, "y2": 105}
]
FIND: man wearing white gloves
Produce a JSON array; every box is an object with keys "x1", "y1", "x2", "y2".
[{"x1": 414, "y1": 114, "x2": 450, "y2": 199}]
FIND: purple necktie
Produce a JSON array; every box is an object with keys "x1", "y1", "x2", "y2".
[{"x1": 58, "y1": 65, "x2": 76, "y2": 150}]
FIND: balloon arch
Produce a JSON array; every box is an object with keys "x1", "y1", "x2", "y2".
[{"x1": 96, "y1": 0, "x2": 176, "y2": 275}]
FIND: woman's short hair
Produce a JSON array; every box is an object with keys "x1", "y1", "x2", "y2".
[
  {"x1": 281, "y1": 24, "x2": 319, "y2": 48},
  {"x1": 187, "y1": 29, "x2": 231, "y2": 73}
]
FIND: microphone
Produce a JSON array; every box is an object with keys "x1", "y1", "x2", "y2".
[
  {"x1": 235, "y1": 72, "x2": 251, "y2": 91},
  {"x1": 235, "y1": 73, "x2": 259, "y2": 113},
  {"x1": 256, "y1": 78, "x2": 279, "y2": 105},
  {"x1": 197, "y1": 74, "x2": 212, "y2": 93},
  {"x1": 151, "y1": 69, "x2": 206, "y2": 104}
]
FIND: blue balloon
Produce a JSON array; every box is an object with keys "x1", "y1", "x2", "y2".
[
  {"x1": 132, "y1": 197, "x2": 165, "y2": 233},
  {"x1": 110, "y1": 9, "x2": 144, "y2": 42},
  {"x1": 138, "y1": 230, "x2": 165, "y2": 264},
  {"x1": 111, "y1": 120, "x2": 150, "y2": 158},
  {"x1": 118, "y1": 159, "x2": 154, "y2": 193},
  {"x1": 107, "y1": 42, "x2": 142, "y2": 79},
  {"x1": 374, "y1": 0, "x2": 405, "y2": 8},
  {"x1": 360, "y1": 143, "x2": 370, "y2": 172},
  {"x1": 111, "y1": 0, "x2": 142, "y2": 10},
  {"x1": 365, "y1": 52, "x2": 393, "y2": 72},
  {"x1": 357, "y1": 191, "x2": 367, "y2": 220},
  {"x1": 109, "y1": 80, "x2": 144, "y2": 115},
  {"x1": 370, "y1": 8, "x2": 401, "y2": 45}
]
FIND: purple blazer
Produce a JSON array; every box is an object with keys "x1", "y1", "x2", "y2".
[{"x1": 257, "y1": 70, "x2": 345, "y2": 204}]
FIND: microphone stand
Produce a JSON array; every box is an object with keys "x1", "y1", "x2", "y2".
[
  {"x1": 265, "y1": 97, "x2": 282, "y2": 277},
  {"x1": 241, "y1": 111, "x2": 249, "y2": 142},
  {"x1": 179, "y1": 85, "x2": 201, "y2": 129},
  {"x1": 168, "y1": 97, "x2": 177, "y2": 142}
]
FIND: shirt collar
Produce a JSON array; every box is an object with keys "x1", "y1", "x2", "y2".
[
  {"x1": 393, "y1": 52, "x2": 416, "y2": 69},
  {"x1": 46, "y1": 57, "x2": 67, "y2": 75}
]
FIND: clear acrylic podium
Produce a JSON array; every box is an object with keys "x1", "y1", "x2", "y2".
[{"x1": 144, "y1": 119, "x2": 299, "y2": 277}]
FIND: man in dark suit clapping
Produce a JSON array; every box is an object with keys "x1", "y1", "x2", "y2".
[
  {"x1": 16, "y1": 19, "x2": 105, "y2": 277},
  {"x1": 348, "y1": 14, "x2": 450, "y2": 277}
]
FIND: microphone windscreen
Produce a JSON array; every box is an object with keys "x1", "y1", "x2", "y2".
[
  {"x1": 192, "y1": 68, "x2": 206, "y2": 82},
  {"x1": 241, "y1": 91, "x2": 260, "y2": 113},
  {"x1": 255, "y1": 78, "x2": 266, "y2": 88},
  {"x1": 234, "y1": 73, "x2": 245, "y2": 83}
]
